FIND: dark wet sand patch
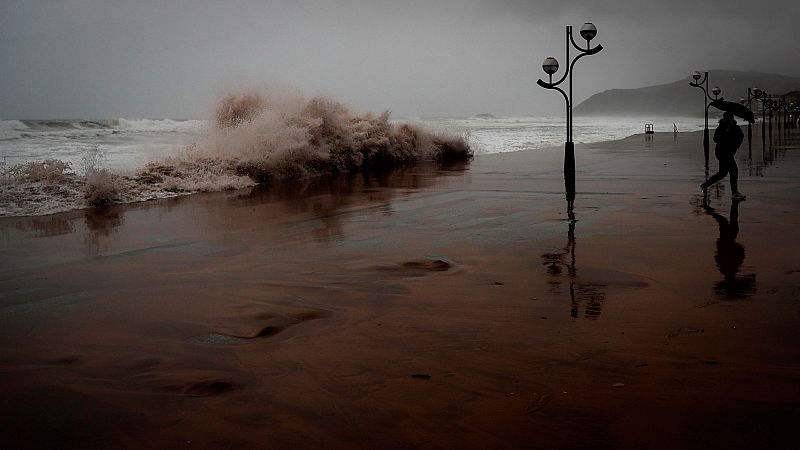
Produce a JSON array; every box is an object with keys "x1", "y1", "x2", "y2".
[
  {"x1": 167, "y1": 378, "x2": 239, "y2": 397},
  {"x1": 44, "y1": 355, "x2": 84, "y2": 366},
  {"x1": 370, "y1": 257, "x2": 456, "y2": 278},
  {"x1": 194, "y1": 309, "x2": 329, "y2": 345}
]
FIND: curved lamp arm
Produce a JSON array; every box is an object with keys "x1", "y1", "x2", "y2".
[
  {"x1": 689, "y1": 82, "x2": 718, "y2": 101},
  {"x1": 569, "y1": 32, "x2": 602, "y2": 54},
  {"x1": 536, "y1": 79, "x2": 570, "y2": 106},
  {"x1": 569, "y1": 45, "x2": 603, "y2": 77},
  {"x1": 548, "y1": 67, "x2": 570, "y2": 88},
  {"x1": 544, "y1": 44, "x2": 603, "y2": 88}
]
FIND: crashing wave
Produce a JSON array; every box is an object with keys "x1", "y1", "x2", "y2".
[
  {"x1": 0, "y1": 88, "x2": 471, "y2": 217},
  {"x1": 0, "y1": 120, "x2": 30, "y2": 141}
]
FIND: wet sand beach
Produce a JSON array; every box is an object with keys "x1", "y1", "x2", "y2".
[{"x1": 2, "y1": 128, "x2": 800, "y2": 449}]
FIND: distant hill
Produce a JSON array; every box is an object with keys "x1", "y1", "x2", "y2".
[{"x1": 574, "y1": 70, "x2": 800, "y2": 117}]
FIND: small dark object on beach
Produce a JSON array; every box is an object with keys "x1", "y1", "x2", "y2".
[
  {"x1": 402, "y1": 259, "x2": 452, "y2": 272},
  {"x1": 255, "y1": 325, "x2": 286, "y2": 338},
  {"x1": 667, "y1": 326, "x2": 704, "y2": 338},
  {"x1": 46, "y1": 355, "x2": 84, "y2": 366},
  {"x1": 524, "y1": 393, "x2": 552, "y2": 414},
  {"x1": 182, "y1": 380, "x2": 237, "y2": 397},
  {"x1": 411, "y1": 373, "x2": 431, "y2": 380}
]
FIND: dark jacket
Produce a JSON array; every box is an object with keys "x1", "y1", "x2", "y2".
[{"x1": 713, "y1": 120, "x2": 744, "y2": 158}]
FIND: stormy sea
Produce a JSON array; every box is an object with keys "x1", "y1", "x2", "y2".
[{"x1": 0, "y1": 89, "x2": 703, "y2": 217}]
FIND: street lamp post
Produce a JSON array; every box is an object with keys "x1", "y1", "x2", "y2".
[
  {"x1": 767, "y1": 95, "x2": 774, "y2": 143},
  {"x1": 760, "y1": 93, "x2": 768, "y2": 148},
  {"x1": 689, "y1": 71, "x2": 722, "y2": 166},
  {"x1": 537, "y1": 22, "x2": 603, "y2": 198},
  {"x1": 741, "y1": 87, "x2": 762, "y2": 154},
  {"x1": 760, "y1": 93, "x2": 777, "y2": 148}
]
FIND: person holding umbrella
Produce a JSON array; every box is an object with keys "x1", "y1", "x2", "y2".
[{"x1": 701, "y1": 110, "x2": 746, "y2": 200}]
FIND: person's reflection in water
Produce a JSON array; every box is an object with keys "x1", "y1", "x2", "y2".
[{"x1": 702, "y1": 198, "x2": 756, "y2": 298}]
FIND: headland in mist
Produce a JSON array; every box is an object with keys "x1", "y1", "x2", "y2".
[{"x1": 575, "y1": 70, "x2": 800, "y2": 117}]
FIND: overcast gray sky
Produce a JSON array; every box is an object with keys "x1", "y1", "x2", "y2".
[{"x1": 1, "y1": 0, "x2": 798, "y2": 119}]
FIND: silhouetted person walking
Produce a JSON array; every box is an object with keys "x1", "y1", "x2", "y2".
[{"x1": 701, "y1": 111, "x2": 745, "y2": 200}]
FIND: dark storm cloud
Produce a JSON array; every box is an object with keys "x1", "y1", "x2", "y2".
[{"x1": 1, "y1": 0, "x2": 798, "y2": 119}]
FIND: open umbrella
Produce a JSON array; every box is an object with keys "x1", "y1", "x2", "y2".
[{"x1": 710, "y1": 100, "x2": 755, "y2": 123}]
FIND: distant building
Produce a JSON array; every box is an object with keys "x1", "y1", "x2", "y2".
[{"x1": 781, "y1": 90, "x2": 800, "y2": 103}]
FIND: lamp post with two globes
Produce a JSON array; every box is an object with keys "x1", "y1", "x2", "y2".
[
  {"x1": 739, "y1": 87, "x2": 762, "y2": 154},
  {"x1": 536, "y1": 23, "x2": 603, "y2": 198},
  {"x1": 777, "y1": 97, "x2": 787, "y2": 139},
  {"x1": 759, "y1": 93, "x2": 768, "y2": 147},
  {"x1": 689, "y1": 71, "x2": 722, "y2": 167},
  {"x1": 764, "y1": 94, "x2": 775, "y2": 144}
]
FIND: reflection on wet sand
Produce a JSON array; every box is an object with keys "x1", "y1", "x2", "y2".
[
  {"x1": 746, "y1": 128, "x2": 789, "y2": 177},
  {"x1": 8, "y1": 215, "x2": 76, "y2": 238},
  {"x1": 1, "y1": 162, "x2": 470, "y2": 250},
  {"x1": 198, "y1": 163, "x2": 471, "y2": 246},
  {"x1": 542, "y1": 196, "x2": 606, "y2": 319},
  {"x1": 702, "y1": 198, "x2": 756, "y2": 299},
  {"x1": 83, "y1": 207, "x2": 123, "y2": 255}
]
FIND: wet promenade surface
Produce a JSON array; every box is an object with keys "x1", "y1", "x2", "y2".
[{"x1": 2, "y1": 128, "x2": 800, "y2": 449}]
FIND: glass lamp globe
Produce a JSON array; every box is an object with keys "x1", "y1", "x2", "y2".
[
  {"x1": 542, "y1": 57, "x2": 559, "y2": 75},
  {"x1": 579, "y1": 23, "x2": 597, "y2": 41}
]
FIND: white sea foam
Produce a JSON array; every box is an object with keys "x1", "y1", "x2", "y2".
[
  {"x1": 411, "y1": 115, "x2": 705, "y2": 155},
  {"x1": 117, "y1": 118, "x2": 207, "y2": 133}
]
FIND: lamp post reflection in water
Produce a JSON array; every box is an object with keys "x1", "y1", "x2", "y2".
[{"x1": 541, "y1": 198, "x2": 605, "y2": 319}]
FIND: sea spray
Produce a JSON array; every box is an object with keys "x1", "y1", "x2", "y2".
[
  {"x1": 135, "y1": 88, "x2": 472, "y2": 198},
  {"x1": 0, "y1": 88, "x2": 471, "y2": 216},
  {"x1": 195, "y1": 89, "x2": 471, "y2": 180}
]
